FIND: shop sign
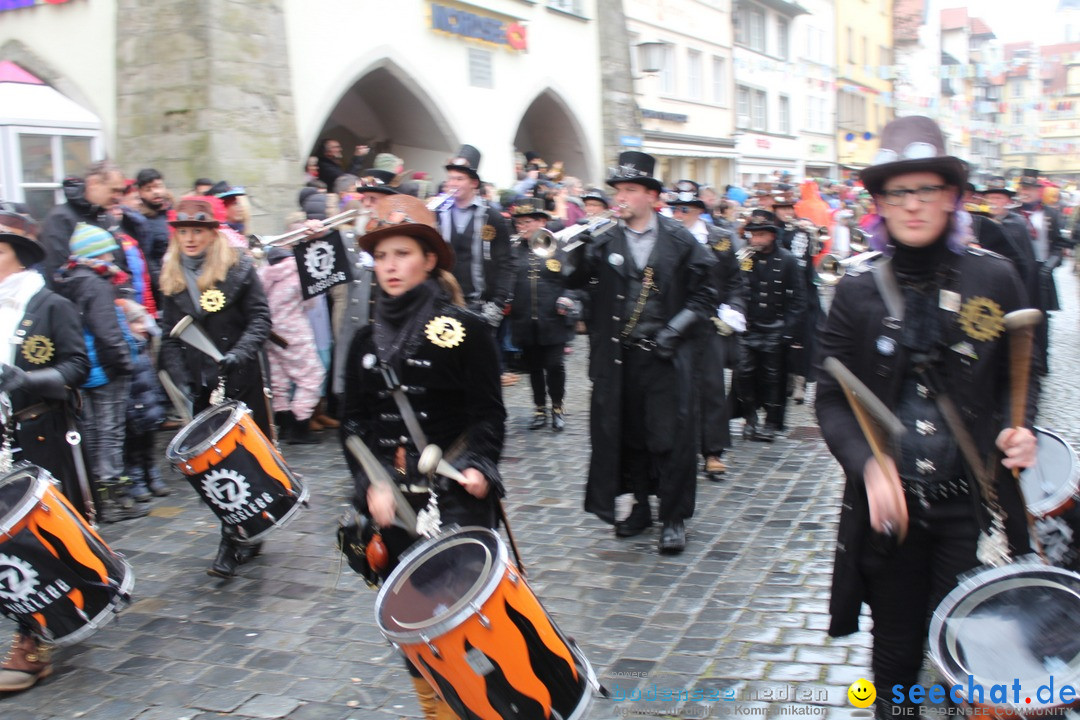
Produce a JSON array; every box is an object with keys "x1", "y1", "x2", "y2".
[
  {"x1": 429, "y1": 2, "x2": 527, "y2": 52},
  {"x1": 810, "y1": 143, "x2": 827, "y2": 155},
  {"x1": 0, "y1": 0, "x2": 73, "y2": 12},
  {"x1": 642, "y1": 109, "x2": 689, "y2": 123},
  {"x1": 756, "y1": 138, "x2": 771, "y2": 149}
]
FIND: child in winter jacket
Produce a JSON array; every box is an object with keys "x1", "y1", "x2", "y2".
[{"x1": 121, "y1": 299, "x2": 170, "y2": 500}]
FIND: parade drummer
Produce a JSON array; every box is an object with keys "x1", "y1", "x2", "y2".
[
  {"x1": 340, "y1": 194, "x2": 505, "y2": 720},
  {"x1": 158, "y1": 196, "x2": 272, "y2": 579},
  {"x1": 815, "y1": 116, "x2": 1038, "y2": 719},
  {"x1": 0, "y1": 209, "x2": 90, "y2": 691}
]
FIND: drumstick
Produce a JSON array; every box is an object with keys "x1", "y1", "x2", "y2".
[
  {"x1": 345, "y1": 435, "x2": 418, "y2": 533},
  {"x1": 1004, "y1": 309, "x2": 1042, "y2": 478},
  {"x1": 823, "y1": 357, "x2": 908, "y2": 542}
]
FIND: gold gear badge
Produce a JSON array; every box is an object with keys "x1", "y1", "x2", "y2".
[
  {"x1": 21, "y1": 335, "x2": 55, "y2": 365},
  {"x1": 957, "y1": 296, "x2": 1005, "y2": 342},
  {"x1": 199, "y1": 289, "x2": 227, "y2": 313},
  {"x1": 425, "y1": 316, "x2": 466, "y2": 349}
]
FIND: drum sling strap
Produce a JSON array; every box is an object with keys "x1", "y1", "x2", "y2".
[
  {"x1": 873, "y1": 260, "x2": 1012, "y2": 565},
  {"x1": 376, "y1": 362, "x2": 528, "y2": 577}
]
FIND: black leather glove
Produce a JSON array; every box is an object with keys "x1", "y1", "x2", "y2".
[
  {"x1": 652, "y1": 309, "x2": 699, "y2": 360},
  {"x1": 0, "y1": 364, "x2": 30, "y2": 394},
  {"x1": 218, "y1": 353, "x2": 241, "y2": 373}
]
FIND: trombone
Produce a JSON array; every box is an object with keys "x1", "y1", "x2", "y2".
[
  {"x1": 249, "y1": 208, "x2": 362, "y2": 248},
  {"x1": 528, "y1": 209, "x2": 620, "y2": 258},
  {"x1": 815, "y1": 250, "x2": 882, "y2": 286}
]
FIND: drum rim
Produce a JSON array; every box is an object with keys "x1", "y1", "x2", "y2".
[
  {"x1": 928, "y1": 561, "x2": 1080, "y2": 708},
  {"x1": 1021, "y1": 427, "x2": 1079, "y2": 517},
  {"x1": 0, "y1": 465, "x2": 51, "y2": 538},
  {"x1": 231, "y1": 479, "x2": 310, "y2": 544},
  {"x1": 165, "y1": 401, "x2": 249, "y2": 463},
  {"x1": 375, "y1": 527, "x2": 509, "y2": 642},
  {"x1": 45, "y1": 558, "x2": 135, "y2": 647}
]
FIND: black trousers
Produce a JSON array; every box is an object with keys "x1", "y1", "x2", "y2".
[
  {"x1": 694, "y1": 332, "x2": 731, "y2": 457},
  {"x1": 736, "y1": 329, "x2": 786, "y2": 427},
  {"x1": 521, "y1": 342, "x2": 566, "y2": 408},
  {"x1": 862, "y1": 498, "x2": 980, "y2": 716}
]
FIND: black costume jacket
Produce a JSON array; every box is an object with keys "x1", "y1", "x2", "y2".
[
  {"x1": 4, "y1": 286, "x2": 91, "y2": 505},
  {"x1": 816, "y1": 248, "x2": 1037, "y2": 637},
  {"x1": 342, "y1": 298, "x2": 506, "y2": 531},
  {"x1": 741, "y1": 245, "x2": 806, "y2": 337},
  {"x1": 706, "y1": 226, "x2": 746, "y2": 315},
  {"x1": 437, "y1": 202, "x2": 516, "y2": 307},
  {"x1": 564, "y1": 213, "x2": 717, "y2": 523},
  {"x1": 509, "y1": 242, "x2": 573, "y2": 347},
  {"x1": 159, "y1": 253, "x2": 273, "y2": 433}
]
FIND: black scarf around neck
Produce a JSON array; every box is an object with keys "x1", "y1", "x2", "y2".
[
  {"x1": 373, "y1": 278, "x2": 440, "y2": 369},
  {"x1": 890, "y1": 234, "x2": 951, "y2": 355}
]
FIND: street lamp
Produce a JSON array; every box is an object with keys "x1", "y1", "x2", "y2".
[{"x1": 636, "y1": 41, "x2": 668, "y2": 74}]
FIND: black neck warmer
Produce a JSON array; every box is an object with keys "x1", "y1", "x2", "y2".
[
  {"x1": 373, "y1": 278, "x2": 440, "y2": 368},
  {"x1": 890, "y1": 232, "x2": 950, "y2": 282}
]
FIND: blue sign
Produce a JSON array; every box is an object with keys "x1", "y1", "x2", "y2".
[
  {"x1": 430, "y1": 2, "x2": 527, "y2": 51},
  {"x1": 620, "y1": 135, "x2": 643, "y2": 147}
]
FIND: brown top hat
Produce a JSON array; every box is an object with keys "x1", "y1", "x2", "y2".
[
  {"x1": 0, "y1": 210, "x2": 45, "y2": 266},
  {"x1": 359, "y1": 195, "x2": 454, "y2": 271},
  {"x1": 169, "y1": 196, "x2": 221, "y2": 228},
  {"x1": 859, "y1": 116, "x2": 967, "y2": 197}
]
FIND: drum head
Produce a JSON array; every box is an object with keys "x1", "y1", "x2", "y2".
[
  {"x1": 929, "y1": 563, "x2": 1080, "y2": 709},
  {"x1": 376, "y1": 527, "x2": 508, "y2": 643},
  {"x1": 1021, "y1": 428, "x2": 1079, "y2": 517},
  {"x1": 0, "y1": 466, "x2": 49, "y2": 536},
  {"x1": 166, "y1": 401, "x2": 247, "y2": 461}
]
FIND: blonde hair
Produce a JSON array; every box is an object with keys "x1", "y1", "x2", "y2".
[
  {"x1": 436, "y1": 269, "x2": 465, "y2": 307},
  {"x1": 159, "y1": 229, "x2": 239, "y2": 296}
]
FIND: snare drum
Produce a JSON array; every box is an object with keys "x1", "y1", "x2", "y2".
[
  {"x1": 0, "y1": 465, "x2": 133, "y2": 645},
  {"x1": 376, "y1": 527, "x2": 596, "y2": 720},
  {"x1": 929, "y1": 561, "x2": 1080, "y2": 716},
  {"x1": 1020, "y1": 427, "x2": 1079, "y2": 518},
  {"x1": 166, "y1": 401, "x2": 308, "y2": 543}
]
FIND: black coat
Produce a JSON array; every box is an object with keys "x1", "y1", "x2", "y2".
[
  {"x1": 4, "y1": 286, "x2": 92, "y2": 506},
  {"x1": 53, "y1": 263, "x2": 134, "y2": 382},
  {"x1": 341, "y1": 297, "x2": 506, "y2": 530},
  {"x1": 159, "y1": 253, "x2": 273, "y2": 433},
  {"x1": 437, "y1": 203, "x2": 516, "y2": 306},
  {"x1": 706, "y1": 226, "x2": 746, "y2": 315},
  {"x1": 815, "y1": 248, "x2": 1036, "y2": 637},
  {"x1": 509, "y1": 242, "x2": 573, "y2": 347},
  {"x1": 741, "y1": 245, "x2": 806, "y2": 337},
  {"x1": 564, "y1": 214, "x2": 717, "y2": 523},
  {"x1": 39, "y1": 192, "x2": 125, "y2": 289}
]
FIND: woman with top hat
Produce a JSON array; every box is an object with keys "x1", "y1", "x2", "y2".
[
  {"x1": 0, "y1": 209, "x2": 92, "y2": 692},
  {"x1": 815, "y1": 116, "x2": 1038, "y2": 718},
  {"x1": 340, "y1": 194, "x2": 505, "y2": 720},
  {"x1": 158, "y1": 196, "x2": 273, "y2": 579}
]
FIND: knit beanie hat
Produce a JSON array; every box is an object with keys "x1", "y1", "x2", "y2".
[
  {"x1": 70, "y1": 222, "x2": 120, "y2": 259},
  {"x1": 373, "y1": 153, "x2": 402, "y2": 172}
]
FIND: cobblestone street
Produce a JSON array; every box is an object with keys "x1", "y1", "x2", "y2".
[{"x1": 3, "y1": 266, "x2": 1079, "y2": 720}]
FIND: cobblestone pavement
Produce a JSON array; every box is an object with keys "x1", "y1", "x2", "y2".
[{"x1": 3, "y1": 267, "x2": 1078, "y2": 720}]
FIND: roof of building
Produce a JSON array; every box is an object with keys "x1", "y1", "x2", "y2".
[
  {"x1": 894, "y1": 0, "x2": 926, "y2": 44},
  {"x1": 941, "y1": 6, "x2": 968, "y2": 31},
  {"x1": 969, "y1": 17, "x2": 995, "y2": 38}
]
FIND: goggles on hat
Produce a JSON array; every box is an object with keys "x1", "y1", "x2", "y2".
[
  {"x1": 608, "y1": 164, "x2": 648, "y2": 178},
  {"x1": 871, "y1": 142, "x2": 938, "y2": 166},
  {"x1": 365, "y1": 210, "x2": 422, "y2": 233},
  {"x1": 175, "y1": 211, "x2": 213, "y2": 222}
]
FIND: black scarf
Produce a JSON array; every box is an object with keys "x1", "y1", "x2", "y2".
[
  {"x1": 891, "y1": 234, "x2": 951, "y2": 355},
  {"x1": 373, "y1": 278, "x2": 440, "y2": 370}
]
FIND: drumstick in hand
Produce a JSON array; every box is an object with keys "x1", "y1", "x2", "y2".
[
  {"x1": 823, "y1": 357, "x2": 908, "y2": 543},
  {"x1": 1004, "y1": 309, "x2": 1042, "y2": 478}
]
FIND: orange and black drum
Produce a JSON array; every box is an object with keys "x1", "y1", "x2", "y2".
[
  {"x1": 166, "y1": 401, "x2": 309, "y2": 543},
  {"x1": 376, "y1": 527, "x2": 599, "y2": 719},
  {"x1": 0, "y1": 464, "x2": 134, "y2": 645}
]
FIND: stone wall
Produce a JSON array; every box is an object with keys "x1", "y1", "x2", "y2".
[
  {"x1": 116, "y1": 0, "x2": 299, "y2": 234},
  {"x1": 596, "y1": 0, "x2": 643, "y2": 171}
]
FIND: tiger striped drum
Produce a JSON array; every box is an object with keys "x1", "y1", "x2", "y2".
[
  {"x1": 376, "y1": 527, "x2": 597, "y2": 719},
  {"x1": 0, "y1": 465, "x2": 133, "y2": 645}
]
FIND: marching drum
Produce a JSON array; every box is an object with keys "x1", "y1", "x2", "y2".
[
  {"x1": 929, "y1": 561, "x2": 1080, "y2": 716},
  {"x1": 166, "y1": 401, "x2": 308, "y2": 543},
  {"x1": 376, "y1": 527, "x2": 597, "y2": 720},
  {"x1": 0, "y1": 465, "x2": 133, "y2": 645},
  {"x1": 1020, "y1": 427, "x2": 1080, "y2": 518}
]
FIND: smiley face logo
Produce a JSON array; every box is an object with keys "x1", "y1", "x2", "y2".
[{"x1": 848, "y1": 679, "x2": 876, "y2": 708}]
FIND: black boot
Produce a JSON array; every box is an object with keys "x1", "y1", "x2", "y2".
[
  {"x1": 236, "y1": 542, "x2": 263, "y2": 565},
  {"x1": 98, "y1": 479, "x2": 150, "y2": 523},
  {"x1": 551, "y1": 406, "x2": 566, "y2": 432},
  {"x1": 529, "y1": 406, "x2": 547, "y2": 430},
  {"x1": 287, "y1": 415, "x2": 319, "y2": 445},
  {"x1": 208, "y1": 536, "x2": 241, "y2": 578},
  {"x1": 274, "y1": 412, "x2": 293, "y2": 444}
]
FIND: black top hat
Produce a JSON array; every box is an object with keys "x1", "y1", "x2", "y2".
[
  {"x1": 358, "y1": 168, "x2": 399, "y2": 195},
  {"x1": 743, "y1": 209, "x2": 782, "y2": 234},
  {"x1": 445, "y1": 144, "x2": 482, "y2": 181},
  {"x1": 1019, "y1": 168, "x2": 1041, "y2": 187},
  {"x1": 607, "y1": 151, "x2": 663, "y2": 193},
  {"x1": 205, "y1": 180, "x2": 231, "y2": 197},
  {"x1": 581, "y1": 187, "x2": 610, "y2": 207},
  {"x1": 983, "y1": 176, "x2": 1016, "y2": 198},
  {"x1": 0, "y1": 210, "x2": 45, "y2": 266},
  {"x1": 859, "y1": 116, "x2": 968, "y2": 196},
  {"x1": 771, "y1": 190, "x2": 797, "y2": 207},
  {"x1": 359, "y1": 195, "x2": 454, "y2": 271},
  {"x1": 667, "y1": 180, "x2": 706, "y2": 210},
  {"x1": 510, "y1": 197, "x2": 551, "y2": 220}
]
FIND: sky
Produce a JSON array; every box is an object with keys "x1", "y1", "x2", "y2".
[{"x1": 936, "y1": 0, "x2": 1063, "y2": 45}]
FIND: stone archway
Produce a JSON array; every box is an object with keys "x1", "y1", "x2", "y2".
[
  {"x1": 314, "y1": 60, "x2": 458, "y2": 184},
  {"x1": 513, "y1": 89, "x2": 594, "y2": 182}
]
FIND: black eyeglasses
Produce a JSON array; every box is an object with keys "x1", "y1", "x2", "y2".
[
  {"x1": 673, "y1": 206, "x2": 693, "y2": 214},
  {"x1": 880, "y1": 185, "x2": 946, "y2": 206},
  {"x1": 175, "y1": 211, "x2": 212, "y2": 222}
]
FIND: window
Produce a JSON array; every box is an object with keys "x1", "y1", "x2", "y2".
[
  {"x1": 1012, "y1": 106, "x2": 1024, "y2": 124},
  {"x1": 547, "y1": 0, "x2": 583, "y2": 14},
  {"x1": 807, "y1": 96, "x2": 827, "y2": 133},
  {"x1": 737, "y1": 85, "x2": 751, "y2": 128},
  {"x1": 468, "y1": 48, "x2": 493, "y2": 88},
  {"x1": 777, "y1": 19, "x2": 790, "y2": 61},
  {"x1": 687, "y1": 50, "x2": 703, "y2": 100},
  {"x1": 659, "y1": 43, "x2": 676, "y2": 94},
  {"x1": 16, "y1": 132, "x2": 98, "y2": 220},
  {"x1": 1011, "y1": 78, "x2": 1025, "y2": 98},
  {"x1": 751, "y1": 88, "x2": 767, "y2": 130},
  {"x1": 862, "y1": 36, "x2": 868, "y2": 67},
  {"x1": 712, "y1": 56, "x2": 728, "y2": 104},
  {"x1": 737, "y1": 4, "x2": 766, "y2": 52},
  {"x1": 839, "y1": 92, "x2": 866, "y2": 128},
  {"x1": 846, "y1": 27, "x2": 854, "y2": 63},
  {"x1": 779, "y1": 95, "x2": 791, "y2": 134}
]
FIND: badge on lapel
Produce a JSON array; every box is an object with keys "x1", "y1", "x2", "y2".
[
  {"x1": 958, "y1": 296, "x2": 1004, "y2": 342},
  {"x1": 21, "y1": 336, "x2": 55, "y2": 365},
  {"x1": 199, "y1": 288, "x2": 227, "y2": 314},
  {"x1": 425, "y1": 316, "x2": 466, "y2": 349}
]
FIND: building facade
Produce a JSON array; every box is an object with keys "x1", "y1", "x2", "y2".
[
  {"x1": 834, "y1": 0, "x2": 894, "y2": 172},
  {"x1": 794, "y1": 0, "x2": 837, "y2": 179}
]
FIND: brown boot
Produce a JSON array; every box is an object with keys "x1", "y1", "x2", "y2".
[
  {"x1": 0, "y1": 632, "x2": 52, "y2": 692},
  {"x1": 313, "y1": 399, "x2": 340, "y2": 429},
  {"x1": 411, "y1": 676, "x2": 442, "y2": 720}
]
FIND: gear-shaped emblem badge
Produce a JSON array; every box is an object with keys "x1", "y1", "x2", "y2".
[
  {"x1": 199, "y1": 288, "x2": 227, "y2": 313},
  {"x1": 201, "y1": 469, "x2": 251, "y2": 512},
  {"x1": 303, "y1": 240, "x2": 335, "y2": 280},
  {"x1": 425, "y1": 316, "x2": 466, "y2": 349},
  {"x1": 958, "y1": 296, "x2": 1005, "y2": 342},
  {"x1": 0, "y1": 553, "x2": 38, "y2": 603}
]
